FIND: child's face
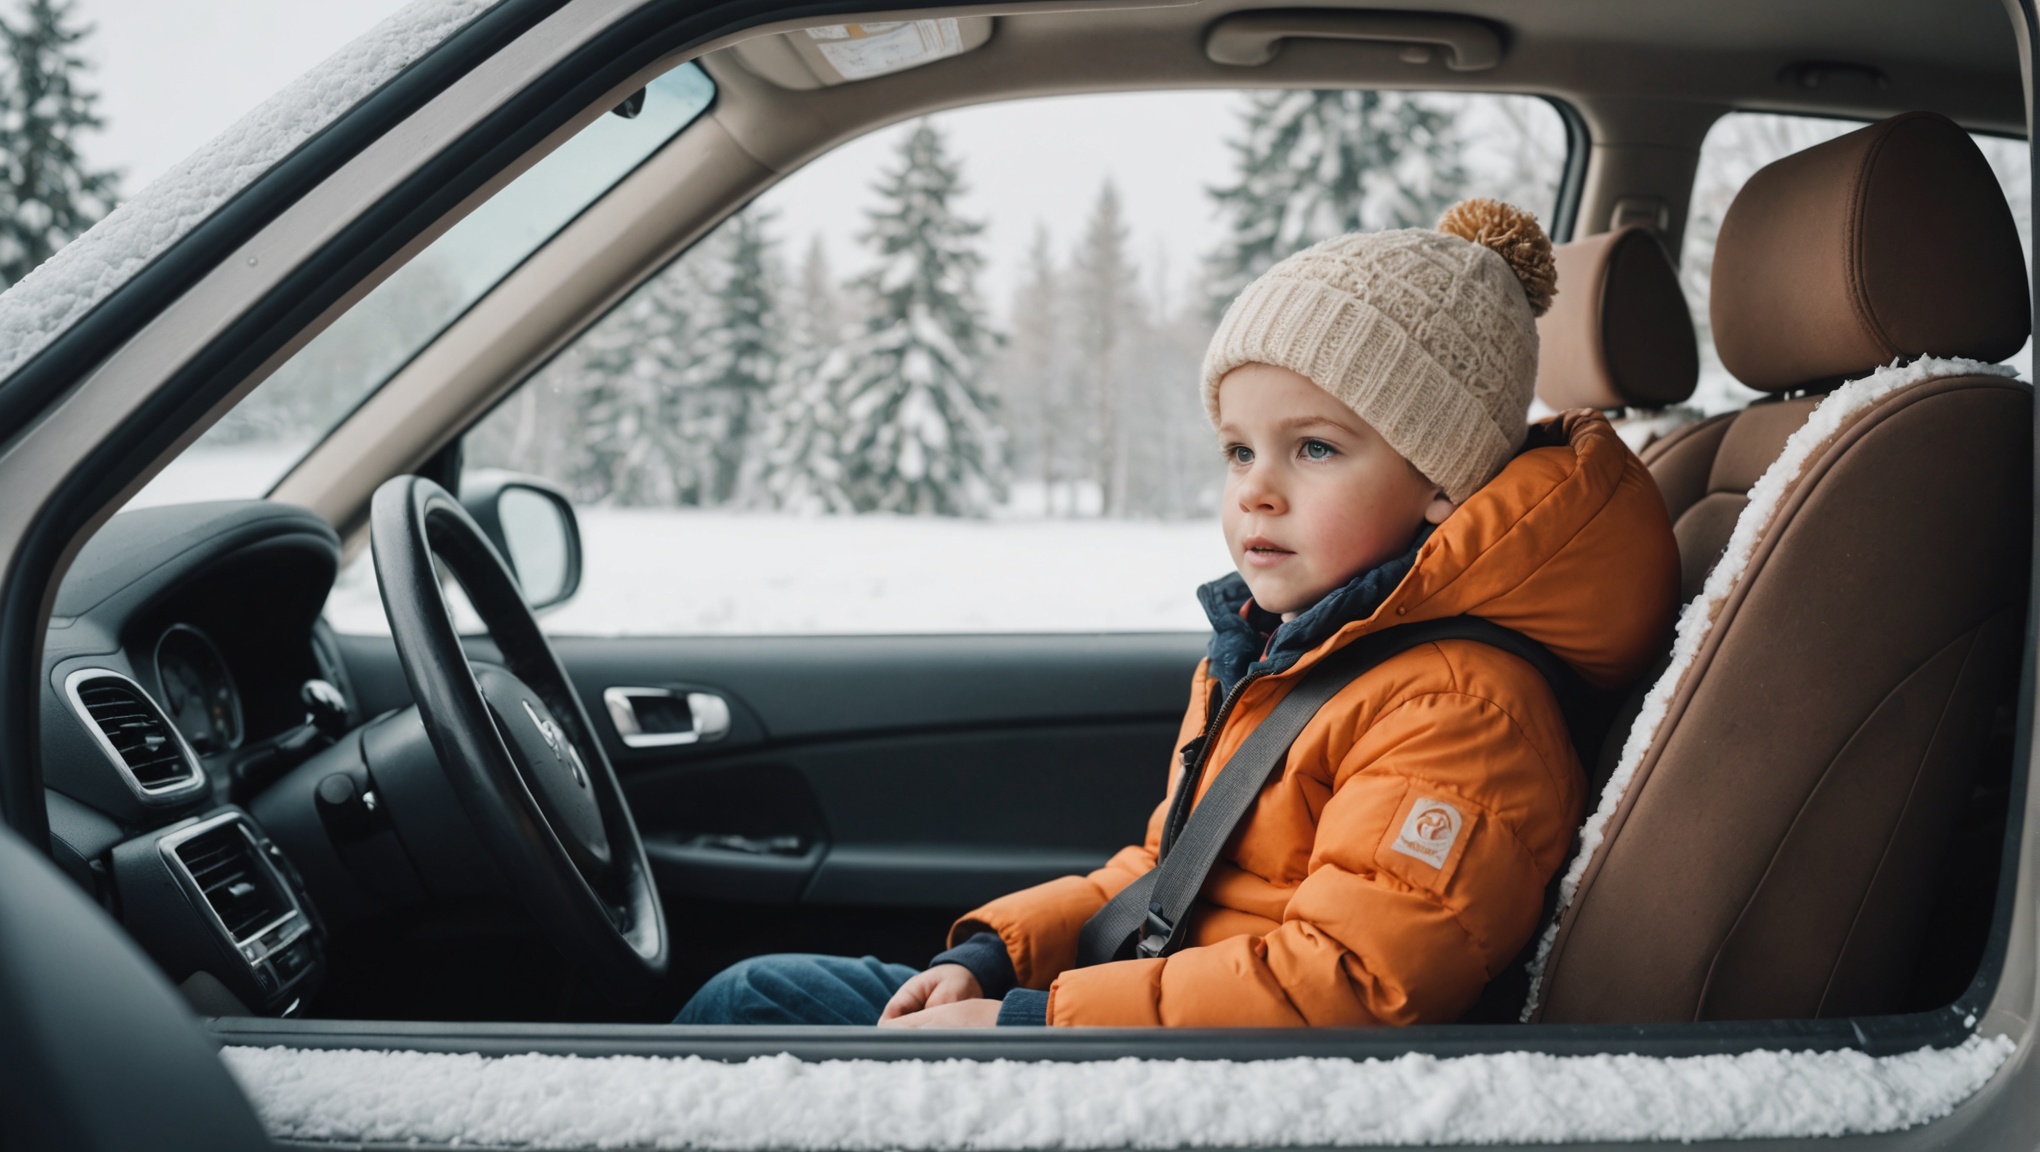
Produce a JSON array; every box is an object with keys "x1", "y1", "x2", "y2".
[{"x1": 1216, "y1": 363, "x2": 1457, "y2": 621}]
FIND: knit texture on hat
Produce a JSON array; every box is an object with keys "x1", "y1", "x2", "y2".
[{"x1": 1202, "y1": 204, "x2": 1549, "y2": 502}]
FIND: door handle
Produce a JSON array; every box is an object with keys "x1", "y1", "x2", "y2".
[{"x1": 602, "y1": 686, "x2": 732, "y2": 748}]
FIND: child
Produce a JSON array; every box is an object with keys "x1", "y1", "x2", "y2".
[{"x1": 676, "y1": 200, "x2": 1679, "y2": 1028}]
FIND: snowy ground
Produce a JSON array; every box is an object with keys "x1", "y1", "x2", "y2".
[
  {"x1": 325, "y1": 507, "x2": 1232, "y2": 636},
  {"x1": 224, "y1": 1034, "x2": 2014, "y2": 1149}
]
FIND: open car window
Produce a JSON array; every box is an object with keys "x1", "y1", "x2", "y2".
[
  {"x1": 323, "y1": 88, "x2": 1572, "y2": 637},
  {"x1": 125, "y1": 63, "x2": 718, "y2": 510},
  {"x1": 4, "y1": 0, "x2": 2039, "y2": 1139}
]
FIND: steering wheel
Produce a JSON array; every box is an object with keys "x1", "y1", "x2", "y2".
[{"x1": 369, "y1": 475, "x2": 667, "y2": 1002}]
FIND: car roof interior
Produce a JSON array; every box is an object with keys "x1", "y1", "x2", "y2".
[{"x1": 267, "y1": 0, "x2": 2029, "y2": 545}]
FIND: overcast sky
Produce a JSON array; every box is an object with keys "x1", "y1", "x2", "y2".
[
  {"x1": 74, "y1": 0, "x2": 412, "y2": 190},
  {"x1": 755, "y1": 91, "x2": 1243, "y2": 308},
  {"x1": 68, "y1": 0, "x2": 1248, "y2": 308}
]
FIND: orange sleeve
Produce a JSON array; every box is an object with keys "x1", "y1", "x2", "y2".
[
  {"x1": 1044, "y1": 680, "x2": 1581, "y2": 1026},
  {"x1": 946, "y1": 664, "x2": 1213, "y2": 988}
]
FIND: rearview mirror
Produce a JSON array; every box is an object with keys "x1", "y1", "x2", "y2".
[{"x1": 459, "y1": 470, "x2": 583, "y2": 610}]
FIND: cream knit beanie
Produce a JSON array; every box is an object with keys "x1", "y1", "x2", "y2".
[{"x1": 1202, "y1": 199, "x2": 1557, "y2": 503}]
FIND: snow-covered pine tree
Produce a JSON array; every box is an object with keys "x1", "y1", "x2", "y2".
[
  {"x1": 1206, "y1": 90, "x2": 1465, "y2": 313},
  {"x1": 561, "y1": 255, "x2": 711, "y2": 505},
  {"x1": 743, "y1": 235, "x2": 854, "y2": 513},
  {"x1": 1069, "y1": 181, "x2": 1141, "y2": 516},
  {"x1": 824, "y1": 120, "x2": 1003, "y2": 517},
  {"x1": 993, "y1": 223, "x2": 1062, "y2": 511},
  {"x1": 789, "y1": 234, "x2": 845, "y2": 353},
  {"x1": 1468, "y1": 95, "x2": 1567, "y2": 217},
  {"x1": 571, "y1": 291, "x2": 676, "y2": 506},
  {"x1": 677, "y1": 208, "x2": 781, "y2": 504},
  {"x1": 0, "y1": 0, "x2": 117, "y2": 288},
  {"x1": 1118, "y1": 240, "x2": 1215, "y2": 520}
]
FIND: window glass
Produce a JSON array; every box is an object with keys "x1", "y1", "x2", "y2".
[
  {"x1": 323, "y1": 90, "x2": 1571, "y2": 637},
  {"x1": 126, "y1": 64, "x2": 718, "y2": 509},
  {"x1": 1679, "y1": 113, "x2": 2032, "y2": 412}
]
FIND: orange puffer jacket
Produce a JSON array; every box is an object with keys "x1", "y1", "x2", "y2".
[{"x1": 951, "y1": 411, "x2": 1679, "y2": 1027}]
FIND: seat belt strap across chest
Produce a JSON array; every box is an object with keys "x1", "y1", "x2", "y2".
[{"x1": 1073, "y1": 616, "x2": 1584, "y2": 968}]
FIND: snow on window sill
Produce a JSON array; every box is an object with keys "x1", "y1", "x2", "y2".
[{"x1": 223, "y1": 1033, "x2": 2014, "y2": 1148}]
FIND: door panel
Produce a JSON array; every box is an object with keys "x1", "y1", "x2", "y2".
[
  {"x1": 333, "y1": 630, "x2": 1202, "y2": 947},
  {"x1": 624, "y1": 721, "x2": 1176, "y2": 910}
]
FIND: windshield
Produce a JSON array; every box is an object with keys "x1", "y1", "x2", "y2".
[{"x1": 127, "y1": 63, "x2": 717, "y2": 509}]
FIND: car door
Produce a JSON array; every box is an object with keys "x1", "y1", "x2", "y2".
[{"x1": 332, "y1": 624, "x2": 1202, "y2": 992}]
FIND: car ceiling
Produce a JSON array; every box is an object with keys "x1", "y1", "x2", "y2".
[
  {"x1": 704, "y1": 0, "x2": 2026, "y2": 132},
  {"x1": 1432, "y1": 0, "x2": 2016, "y2": 64}
]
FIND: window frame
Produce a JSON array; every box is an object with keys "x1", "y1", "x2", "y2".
[{"x1": 0, "y1": 0, "x2": 2022, "y2": 1075}]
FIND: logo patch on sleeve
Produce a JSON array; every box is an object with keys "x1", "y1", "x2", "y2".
[{"x1": 1390, "y1": 797, "x2": 1464, "y2": 867}]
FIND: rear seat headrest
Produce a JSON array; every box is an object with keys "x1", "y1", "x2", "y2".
[
  {"x1": 1535, "y1": 225, "x2": 1699, "y2": 410},
  {"x1": 1711, "y1": 111, "x2": 2029, "y2": 393}
]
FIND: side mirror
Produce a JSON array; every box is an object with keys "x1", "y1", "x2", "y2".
[{"x1": 458, "y1": 470, "x2": 583, "y2": 610}]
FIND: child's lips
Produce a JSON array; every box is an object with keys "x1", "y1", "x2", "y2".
[{"x1": 1242, "y1": 537, "x2": 1295, "y2": 568}]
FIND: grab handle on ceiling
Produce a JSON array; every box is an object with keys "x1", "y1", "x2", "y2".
[{"x1": 1205, "y1": 10, "x2": 1504, "y2": 71}]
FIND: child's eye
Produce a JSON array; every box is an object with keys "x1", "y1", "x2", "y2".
[
  {"x1": 1300, "y1": 439, "x2": 1337, "y2": 461},
  {"x1": 1225, "y1": 445, "x2": 1254, "y2": 466}
]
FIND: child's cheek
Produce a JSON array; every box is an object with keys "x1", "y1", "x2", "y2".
[{"x1": 1322, "y1": 500, "x2": 1398, "y2": 576}]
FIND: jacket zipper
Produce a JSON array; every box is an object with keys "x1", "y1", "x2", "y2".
[{"x1": 1160, "y1": 668, "x2": 1266, "y2": 860}]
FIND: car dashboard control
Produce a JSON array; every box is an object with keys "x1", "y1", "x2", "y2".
[
  {"x1": 111, "y1": 808, "x2": 323, "y2": 1017},
  {"x1": 61, "y1": 667, "x2": 210, "y2": 805}
]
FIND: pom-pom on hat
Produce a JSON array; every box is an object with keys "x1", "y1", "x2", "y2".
[{"x1": 1202, "y1": 198, "x2": 1556, "y2": 503}]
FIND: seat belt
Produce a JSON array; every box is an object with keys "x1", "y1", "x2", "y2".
[{"x1": 1074, "y1": 616, "x2": 1595, "y2": 968}]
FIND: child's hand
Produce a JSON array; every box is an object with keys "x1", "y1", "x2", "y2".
[
  {"x1": 878, "y1": 963, "x2": 981, "y2": 1021},
  {"x1": 877, "y1": 998, "x2": 1002, "y2": 1028}
]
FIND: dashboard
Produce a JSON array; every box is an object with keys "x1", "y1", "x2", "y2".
[
  {"x1": 42, "y1": 501, "x2": 356, "y2": 1017},
  {"x1": 155, "y1": 624, "x2": 243, "y2": 756}
]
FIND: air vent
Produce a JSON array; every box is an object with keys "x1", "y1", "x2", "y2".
[
  {"x1": 172, "y1": 821, "x2": 292, "y2": 943},
  {"x1": 64, "y1": 670, "x2": 202, "y2": 799}
]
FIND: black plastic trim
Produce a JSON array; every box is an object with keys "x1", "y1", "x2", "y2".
[
  {"x1": 1543, "y1": 94, "x2": 1590, "y2": 243},
  {"x1": 208, "y1": 1006, "x2": 1976, "y2": 1061}
]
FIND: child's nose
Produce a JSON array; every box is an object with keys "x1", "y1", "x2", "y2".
[{"x1": 1236, "y1": 465, "x2": 1287, "y2": 513}]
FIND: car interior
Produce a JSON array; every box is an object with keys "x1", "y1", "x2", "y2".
[{"x1": 5, "y1": 5, "x2": 2038, "y2": 1142}]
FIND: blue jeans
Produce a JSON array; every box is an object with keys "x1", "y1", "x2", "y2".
[{"x1": 675, "y1": 953, "x2": 918, "y2": 1025}]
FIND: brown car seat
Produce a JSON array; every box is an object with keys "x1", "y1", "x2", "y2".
[
  {"x1": 1534, "y1": 224, "x2": 1701, "y2": 454},
  {"x1": 1633, "y1": 406, "x2": 1758, "y2": 532},
  {"x1": 1530, "y1": 111, "x2": 2032, "y2": 1024}
]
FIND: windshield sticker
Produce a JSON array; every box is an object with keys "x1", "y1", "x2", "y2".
[{"x1": 807, "y1": 20, "x2": 965, "y2": 81}]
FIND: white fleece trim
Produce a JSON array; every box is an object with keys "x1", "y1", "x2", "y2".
[
  {"x1": 223, "y1": 1033, "x2": 2012, "y2": 1148},
  {"x1": 1518, "y1": 356, "x2": 2022, "y2": 1021}
]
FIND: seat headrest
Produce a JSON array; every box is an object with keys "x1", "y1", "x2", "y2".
[
  {"x1": 1711, "y1": 111, "x2": 2029, "y2": 393},
  {"x1": 1535, "y1": 225, "x2": 1699, "y2": 410}
]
